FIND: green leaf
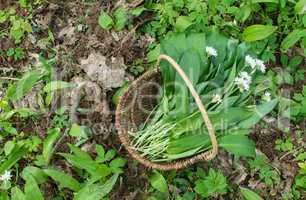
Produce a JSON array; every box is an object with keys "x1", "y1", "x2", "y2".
[
  {"x1": 114, "y1": 7, "x2": 127, "y2": 30},
  {"x1": 43, "y1": 81, "x2": 75, "y2": 93},
  {"x1": 130, "y1": 7, "x2": 146, "y2": 16},
  {"x1": 18, "y1": 0, "x2": 27, "y2": 8},
  {"x1": 43, "y1": 128, "x2": 61, "y2": 166},
  {"x1": 69, "y1": 123, "x2": 87, "y2": 138},
  {"x1": 98, "y1": 11, "x2": 114, "y2": 30},
  {"x1": 22, "y1": 166, "x2": 48, "y2": 185},
  {"x1": 60, "y1": 145, "x2": 111, "y2": 178},
  {"x1": 11, "y1": 187, "x2": 26, "y2": 200},
  {"x1": 24, "y1": 175, "x2": 44, "y2": 200},
  {"x1": 44, "y1": 169, "x2": 82, "y2": 192},
  {"x1": 147, "y1": 45, "x2": 160, "y2": 63},
  {"x1": 281, "y1": 29, "x2": 306, "y2": 50},
  {"x1": 149, "y1": 171, "x2": 168, "y2": 193},
  {"x1": 74, "y1": 173, "x2": 119, "y2": 200},
  {"x1": 0, "y1": 146, "x2": 28, "y2": 174},
  {"x1": 4, "y1": 141, "x2": 15, "y2": 156},
  {"x1": 252, "y1": 0, "x2": 279, "y2": 3},
  {"x1": 295, "y1": 0, "x2": 306, "y2": 14},
  {"x1": 7, "y1": 70, "x2": 41, "y2": 101},
  {"x1": 194, "y1": 169, "x2": 228, "y2": 198},
  {"x1": 110, "y1": 158, "x2": 126, "y2": 168},
  {"x1": 238, "y1": 99, "x2": 278, "y2": 129},
  {"x1": 240, "y1": 187, "x2": 263, "y2": 200},
  {"x1": 219, "y1": 135, "x2": 255, "y2": 157},
  {"x1": 175, "y1": 16, "x2": 193, "y2": 32},
  {"x1": 243, "y1": 25, "x2": 277, "y2": 42}
]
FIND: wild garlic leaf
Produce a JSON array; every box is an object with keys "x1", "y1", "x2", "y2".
[
  {"x1": 11, "y1": 187, "x2": 25, "y2": 200},
  {"x1": 243, "y1": 25, "x2": 277, "y2": 42},
  {"x1": 219, "y1": 135, "x2": 255, "y2": 157},
  {"x1": 240, "y1": 187, "x2": 264, "y2": 200},
  {"x1": 43, "y1": 128, "x2": 61, "y2": 166},
  {"x1": 24, "y1": 175, "x2": 44, "y2": 200},
  {"x1": 44, "y1": 169, "x2": 82, "y2": 192},
  {"x1": 7, "y1": 70, "x2": 41, "y2": 101},
  {"x1": 149, "y1": 171, "x2": 169, "y2": 194}
]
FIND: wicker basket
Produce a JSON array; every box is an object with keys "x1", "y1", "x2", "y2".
[{"x1": 115, "y1": 55, "x2": 218, "y2": 170}]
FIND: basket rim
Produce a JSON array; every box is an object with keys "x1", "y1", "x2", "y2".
[{"x1": 115, "y1": 68, "x2": 216, "y2": 171}]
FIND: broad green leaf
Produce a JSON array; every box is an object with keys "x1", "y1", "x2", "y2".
[
  {"x1": 238, "y1": 99, "x2": 278, "y2": 129},
  {"x1": 98, "y1": 11, "x2": 114, "y2": 30},
  {"x1": 22, "y1": 166, "x2": 47, "y2": 184},
  {"x1": 74, "y1": 173, "x2": 119, "y2": 200},
  {"x1": 252, "y1": 0, "x2": 278, "y2": 3},
  {"x1": 69, "y1": 123, "x2": 87, "y2": 138},
  {"x1": 0, "y1": 192, "x2": 9, "y2": 200},
  {"x1": 43, "y1": 81, "x2": 75, "y2": 93},
  {"x1": 219, "y1": 135, "x2": 255, "y2": 157},
  {"x1": 24, "y1": 175, "x2": 44, "y2": 200},
  {"x1": 43, "y1": 128, "x2": 61, "y2": 165},
  {"x1": 175, "y1": 16, "x2": 193, "y2": 32},
  {"x1": 60, "y1": 145, "x2": 111, "y2": 178},
  {"x1": 243, "y1": 25, "x2": 277, "y2": 42},
  {"x1": 168, "y1": 133, "x2": 210, "y2": 154},
  {"x1": 7, "y1": 70, "x2": 41, "y2": 101},
  {"x1": 240, "y1": 187, "x2": 263, "y2": 200},
  {"x1": 4, "y1": 141, "x2": 15, "y2": 156},
  {"x1": 114, "y1": 7, "x2": 127, "y2": 30},
  {"x1": 295, "y1": 0, "x2": 306, "y2": 14},
  {"x1": 44, "y1": 169, "x2": 81, "y2": 192},
  {"x1": 11, "y1": 187, "x2": 25, "y2": 200},
  {"x1": 0, "y1": 146, "x2": 28, "y2": 174},
  {"x1": 109, "y1": 158, "x2": 126, "y2": 168},
  {"x1": 149, "y1": 171, "x2": 168, "y2": 193},
  {"x1": 281, "y1": 29, "x2": 306, "y2": 50},
  {"x1": 175, "y1": 50, "x2": 201, "y2": 115}
]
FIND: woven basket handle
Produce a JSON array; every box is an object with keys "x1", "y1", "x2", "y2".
[{"x1": 156, "y1": 54, "x2": 218, "y2": 160}]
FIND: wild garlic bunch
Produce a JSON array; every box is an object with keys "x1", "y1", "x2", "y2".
[{"x1": 130, "y1": 29, "x2": 278, "y2": 162}]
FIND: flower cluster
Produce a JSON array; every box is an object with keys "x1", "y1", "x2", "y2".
[
  {"x1": 205, "y1": 46, "x2": 218, "y2": 57},
  {"x1": 262, "y1": 91, "x2": 271, "y2": 102},
  {"x1": 235, "y1": 71, "x2": 252, "y2": 92},
  {"x1": 245, "y1": 55, "x2": 266, "y2": 73},
  {"x1": 0, "y1": 171, "x2": 12, "y2": 182}
]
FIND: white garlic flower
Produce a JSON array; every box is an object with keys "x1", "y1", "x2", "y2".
[
  {"x1": 262, "y1": 91, "x2": 271, "y2": 102},
  {"x1": 212, "y1": 94, "x2": 222, "y2": 104},
  {"x1": 235, "y1": 71, "x2": 252, "y2": 92},
  {"x1": 255, "y1": 59, "x2": 266, "y2": 73},
  {"x1": 245, "y1": 55, "x2": 266, "y2": 73},
  {"x1": 0, "y1": 171, "x2": 12, "y2": 182},
  {"x1": 245, "y1": 55, "x2": 257, "y2": 70},
  {"x1": 205, "y1": 46, "x2": 218, "y2": 57}
]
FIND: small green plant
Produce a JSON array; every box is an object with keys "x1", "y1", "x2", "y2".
[
  {"x1": 6, "y1": 47, "x2": 25, "y2": 61},
  {"x1": 194, "y1": 168, "x2": 228, "y2": 198},
  {"x1": 0, "y1": 8, "x2": 32, "y2": 43},
  {"x1": 248, "y1": 155, "x2": 280, "y2": 186},
  {"x1": 275, "y1": 138, "x2": 294, "y2": 152}
]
